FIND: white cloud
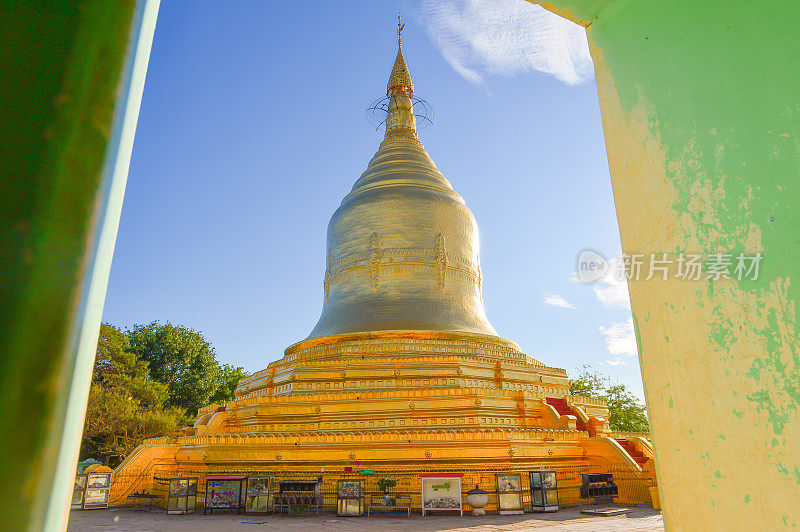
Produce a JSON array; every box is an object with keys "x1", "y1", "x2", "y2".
[
  {"x1": 600, "y1": 357, "x2": 628, "y2": 367},
  {"x1": 598, "y1": 317, "x2": 638, "y2": 357},
  {"x1": 570, "y1": 252, "x2": 638, "y2": 365},
  {"x1": 419, "y1": 0, "x2": 594, "y2": 86},
  {"x1": 543, "y1": 293, "x2": 577, "y2": 310},
  {"x1": 593, "y1": 277, "x2": 631, "y2": 310},
  {"x1": 587, "y1": 253, "x2": 632, "y2": 310}
]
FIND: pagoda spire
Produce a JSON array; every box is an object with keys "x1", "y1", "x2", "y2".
[
  {"x1": 385, "y1": 14, "x2": 417, "y2": 139},
  {"x1": 387, "y1": 14, "x2": 414, "y2": 97}
]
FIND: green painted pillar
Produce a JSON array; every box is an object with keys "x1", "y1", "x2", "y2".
[
  {"x1": 533, "y1": 0, "x2": 800, "y2": 529},
  {"x1": 0, "y1": 1, "x2": 159, "y2": 530}
]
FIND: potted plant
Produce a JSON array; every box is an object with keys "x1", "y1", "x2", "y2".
[{"x1": 377, "y1": 477, "x2": 397, "y2": 505}]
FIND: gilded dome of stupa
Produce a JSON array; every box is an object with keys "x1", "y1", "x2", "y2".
[{"x1": 306, "y1": 44, "x2": 499, "y2": 340}]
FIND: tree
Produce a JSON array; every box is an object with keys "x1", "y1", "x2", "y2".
[
  {"x1": 603, "y1": 382, "x2": 650, "y2": 433},
  {"x1": 210, "y1": 363, "x2": 249, "y2": 405},
  {"x1": 569, "y1": 366, "x2": 607, "y2": 398},
  {"x1": 127, "y1": 322, "x2": 220, "y2": 415},
  {"x1": 80, "y1": 324, "x2": 186, "y2": 464},
  {"x1": 569, "y1": 366, "x2": 650, "y2": 433}
]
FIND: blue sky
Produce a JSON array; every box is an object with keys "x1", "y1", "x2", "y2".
[{"x1": 103, "y1": 0, "x2": 644, "y2": 399}]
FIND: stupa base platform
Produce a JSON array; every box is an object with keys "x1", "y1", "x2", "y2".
[
  {"x1": 110, "y1": 334, "x2": 656, "y2": 511},
  {"x1": 110, "y1": 426, "x2": 655, "y2": 511}
]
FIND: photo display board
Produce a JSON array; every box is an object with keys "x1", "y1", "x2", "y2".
[
  {"x1": 420, "y1": 474, "x2": 463, "y2": 516},
  {"x1": 337, "y1": 479, "x2": 364, "y2": 516},
  {"x1": 82, "y1": 473, "x2": 112, "y2": 509},
  {"x1": 530, "y1": 470, "x2": 559, "y2": 512},
  {"x1": 496, "y1": 473, "x2": 524, "y2": 514},
  {"x1": 204, "y1": 476, "x2": 245, "y2": 513},
  {"x1": 245, "y1": 476, "x2": 274, "y2": 514},
  {"x1": 71, "y1": 475, "x2": 87, "y2": 510},
  {"x1": 165, "y1": 477, "x2": 198, "y2": 514}
]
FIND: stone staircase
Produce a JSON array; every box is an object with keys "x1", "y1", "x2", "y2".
[
  {"x1": 615, "y1": 438, "x2": 649, "y2": 465},
  {"x1": 546, "y1": 397, "x2": 586, "y2": 431}
]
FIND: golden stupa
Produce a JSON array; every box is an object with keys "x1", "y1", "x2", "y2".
[{"x1": 111, "y1": 31, "x2": 656, "y2": 510}]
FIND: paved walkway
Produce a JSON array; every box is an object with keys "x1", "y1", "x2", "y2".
[{"x1": 68, "y1": 506, "x2": 664, "y2": 531}]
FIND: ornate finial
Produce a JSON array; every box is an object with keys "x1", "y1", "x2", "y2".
[
  {"x1": 363, "y1": 14, "x2": 434, "y2": 140},
  {"x1": 397, "y1": 13, "x2": 404, "y2": 48},
  {"x1": 387, "y1": 14, "x2": 412, "y2": 96}
]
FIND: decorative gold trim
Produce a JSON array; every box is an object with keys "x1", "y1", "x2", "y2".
[
  {"x1": 368, "y1": 233, "x2": 380, "y2": 292},
  {"x1": 435, "y1": 234, "x2": 447, "y2": 291}
]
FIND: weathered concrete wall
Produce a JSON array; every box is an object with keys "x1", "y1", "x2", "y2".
[{"x1": 532, "y1": 1, "x2": 800, "y2": 529}]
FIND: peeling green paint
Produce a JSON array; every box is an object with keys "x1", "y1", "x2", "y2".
[
  {"x1": 534, "y1": 0, "x2": 799, "y2": 527},
  {"x1": 745, "y1": 307, "x2": 800, "y2": 438},
  {"x1": 632, "y1": 312, "x2": 643, "y2": 355}
]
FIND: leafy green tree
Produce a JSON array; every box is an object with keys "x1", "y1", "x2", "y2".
[
  {"x1": 569, "y1": 365, "x2": 650, "y2": 433},
  {"x1": 569, "y1": 366, "x2": 607, "y2": 398},
  {"x1": 210, "y1": 363, "x2": 249, "y2": 404},
  {"x1": 127, "y1": 322, "x2": 221, "y2": 415},
  {"x1": 81, "y1": 324, "x2": 186, "y2": 464},
  {"x1": 604, "y1": 382, "x2": 650, "y2": 433}
]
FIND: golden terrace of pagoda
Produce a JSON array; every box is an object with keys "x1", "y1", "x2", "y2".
[{"x1": 110, "y1": 34, "x2": 657, "y2": 510}]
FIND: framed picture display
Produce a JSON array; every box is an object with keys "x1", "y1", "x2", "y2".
[
  {"x1": 168, "y1": 478, "x2": 188, "y2": 513},
  {"x1": 204, "y1": 475, "x2": 245, "y2": 514},
  {"x1": 84, "y1": 488, "x2": 110, "y2": 509},
  {"x1": 83, "y1": 473, "x2": 111, "y2": 509},
  {"x1": 496, "y1": 473, "x2": 524, "y2": 514},
  {"x1": 87, "y1": 473, "x2": 110, "y2": 489},
  {"x1": 337, "y1": 479, "x2": 364, "y2": 516},
  {"x1": 72, "y1": 474, "x2": 87, "y2": 510},
  {"x1": 420, "y1": 474, "x2": 463, "y2": 516},
  {"x1": 245, "y1": 476, "x2": 275, "y2": 514},
  {"x1": 71, "y1": 489, "x2": 84, "y2": 510},
  {"x1": 530, "y1": 469, "x2": 559, "y2": 512},
  {"x1": 160, "y1": 476, "x2": 198, "y2": 514}
]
